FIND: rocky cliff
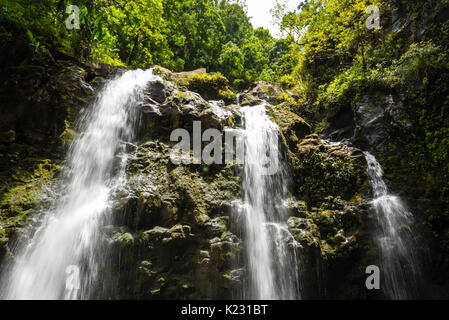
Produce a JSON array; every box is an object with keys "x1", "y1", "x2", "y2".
[{"x1": 0, "y1": 55, "x2": 379, "y2": 299}]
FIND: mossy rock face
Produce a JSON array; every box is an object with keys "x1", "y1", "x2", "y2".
[
  {"x1": 288, "y1": 135, "x2": 368, "y2": 206},
  {"x1": 275, "y1": 129, "x2": 372, "y2": 298},
  {"x1": 0, "y1": 158, "x2": 60, "y2": 260},
  {"x1": 139, "y1": 80, "x2": 239, "y2": 143},
  {"x1": 105, "y1": 140, "x2": 243, "y2": 299},
  {"x1": 285, "y1": 194, "x2": 372, "y2": 299},
  {"x1": 0, "y1": 61, "x2": 243, "y2": 298},
  {"x1": 240, "y1": 81, "x2": 292, "y2": 106},
  {"x1": 268, "y1": 105, "x2": 312, "y2": 152},
  {"x1": 152, "y1": 65, "x2": 175, "y2": 81}
]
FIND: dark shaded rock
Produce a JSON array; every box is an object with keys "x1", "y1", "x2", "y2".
[
  {"x1": 145, "y1": 78, "x2": 175, "y2": 105},
  {"x1": 324, "y1": 92, "x2": 409, "y2": 154},
  {"x1": 351, "y1": 93, "x2": 402, "y2": 152},
  {"x1": 324, "y1": 104, "x2": 356, "y2": 142},
  {"x1": 105, "y1": 139, "x2": 242, "y2": 299},
  {"x1": 286, "y1": 195, "x2": 373, "y2": 299},
  {"x1": 139, "y1": 84, "x2": 238, "y2": 142},
  {"x1": 0, "y1": 19, "x2": 33, "y2": 69},
  {"x1": 0, "y1": 60, "x2": 96, "y2": 146},
  {"x1": 290, "y1": 136, "x2": 368, "y2": 205}
]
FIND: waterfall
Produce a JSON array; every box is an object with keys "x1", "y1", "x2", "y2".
[
  {"x1": 238, "y1": 104, "x2": 301, "y2": 300},
  {"x1": 364, "y1": 152, "x2": 421, "y2": 299},
  {"x1": 0, "y1": 69, "x2": 160, "y2": 300}
]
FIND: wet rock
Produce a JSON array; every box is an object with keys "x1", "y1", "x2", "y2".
[
  {"x1": 240, "y1": 81, "x2": 284, "y2": 105},
  {"x1": 288, "y1": 216, "x2": 320, "y2": 247},
  {"x1": 139, "y1": 83, "x2": 240, "y2": 142},
  {"x1": 205, "y1": 216, "x2": 229, "y2": 237},
  {"x1": 352, "y1": 94, "x2": 391, "y2": 150},
  {"x1": 161, "y1": 225, "x2": 194, "y2": 245},
  {"x1": 285, "y1": 194, "x2": 371, "y2": 299},
  {"x1": 145, "y1": 78, "x2": 175, "y2": 104},
  {"x1": 239, "y1": 93, "x2": 263, "y2": 106},
  {"x1": 152, "y1": 65, "x2": 175, "y2": 81},
  {"x1": 268, "y1": 105, "x2": 312, "y2": 152},
  {"x1": 105, "y1": 138, "x2": 242, "y2": 299},
  {"x1": 284, "y1": 198, "x2": 308, "y2": 218},
  {"x1": 210, "y1": 237, "x2": 234, "y2": 266},
  {"x1": 325, "y1": 92, "x2": 410, "y2": 154}
]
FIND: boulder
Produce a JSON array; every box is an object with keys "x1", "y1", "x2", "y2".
[{"x1": 267, "y1": 105, "x2": 312, "y2": 152}]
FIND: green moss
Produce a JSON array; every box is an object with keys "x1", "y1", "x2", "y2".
[
  {"x1": 276, "y1": 92, "x2": 298, "y2": 106},
  {"x1": 174, "y1": 90, "x2": 197, "y2": 101},
  {"x1": 279, "y1": 74, "x2": 296, "y2": 89},
  {"x1": 185, "y1": 72, "x2": 228, "y2": 91},
  {"x1": 0, "y1": 158, "x2": 59, "y2": 253},
  {"x1": 267, "y1": 105, "x2": 312, "y2": 152},
  {"x1": 350, "y1": 194, "x2": 363, "y2": 203},
  {"x1": 1, "y1": 159, "x2": 56, "y2": 216},
  {"x1": 59, "y1": 123, "x2": 79, "y2": 145},
  {"x1": 217, "y1": 88, "x2": 236, "y2": 102},
  {"x1": 121, "y1": 232, "x2": 134, "y2": 244},
  {"x1": 153, "y1": 66, "x2": 164, "y2": 76},
  {"x1": 183, "y1": 73, "x2": 236, "y2": 104},
  {"x1": 290, "y1": 138, "x2": 366, "y2": 205}
]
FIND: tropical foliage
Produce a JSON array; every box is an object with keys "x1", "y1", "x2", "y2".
[{"x1": 0, "y1": 0, "x2": 285, "y2": 87}]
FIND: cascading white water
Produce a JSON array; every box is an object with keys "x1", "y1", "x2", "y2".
[
  {"x1": 239, "y1": 104, "x2": 301, "y2": 300},
  {"x1": 1, "y1": 69, "x2": 160, "y2": 300},
  {"x1": 364, "y1": 152, "x2": 420, "y2": 299}
]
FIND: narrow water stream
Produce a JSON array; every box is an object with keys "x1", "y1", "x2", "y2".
[
  {"x1": 238, "y1": 104, "x2": 301, "y2": 300},
  {"x1": 365, "y1": 152, "x2": 421, "y2": 299}
]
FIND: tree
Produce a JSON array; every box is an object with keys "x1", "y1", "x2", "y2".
[{"x1": 218, "y1": 41, "x2": 244, "y2": 79}]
